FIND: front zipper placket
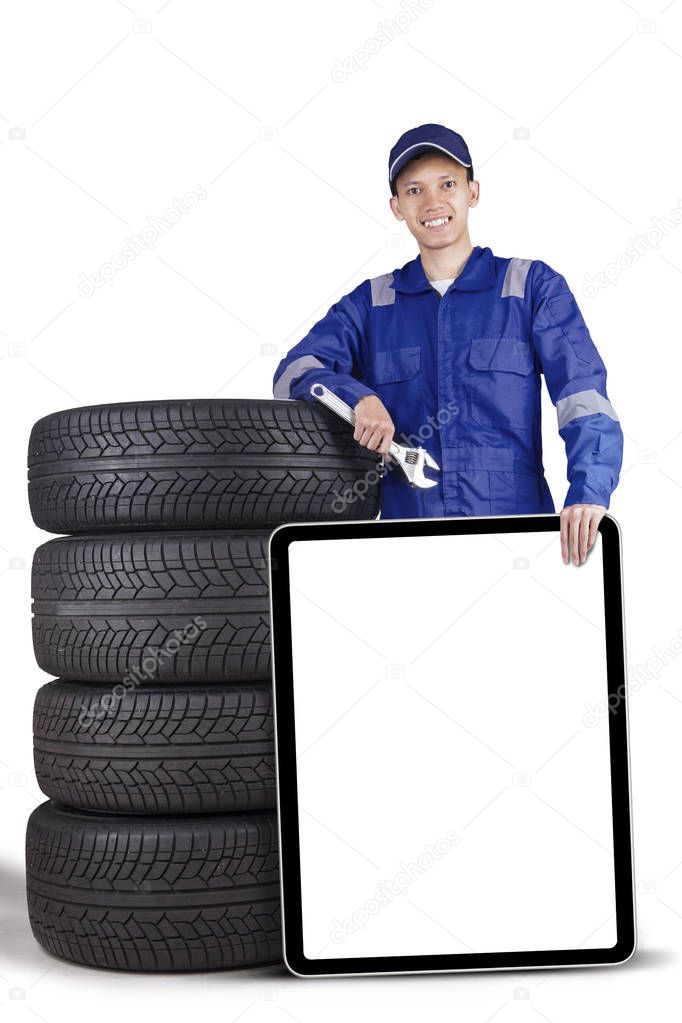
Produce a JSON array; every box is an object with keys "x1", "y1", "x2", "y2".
[
  {"x1": 438, "y1": 282, "x2": 457, "y2": 424},
  {"x1": 436, "y1": 281, "x2": 460, "y2": 513}
]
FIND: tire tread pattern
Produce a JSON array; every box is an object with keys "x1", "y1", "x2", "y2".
[
  {"x1": 32, "y1": 532, "x2": 272, "y2": 683},
  {"x1": 26, "y1": 801, "x2": 282, "y2": 971},
  {"x1": 28, "y1": 399, "x2": 380, "y2": 532},
  {"x1": 33, "y1": 680, "x2": 275, "y2": 814}
]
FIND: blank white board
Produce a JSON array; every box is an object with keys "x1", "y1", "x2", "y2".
[{"x1": 269, "y1": 514, "x2": 636, "y2": 977}]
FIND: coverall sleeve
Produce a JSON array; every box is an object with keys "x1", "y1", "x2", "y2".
[
  {"x1": 530, "y1": 265, "x2": 623, "y2": 510},
  {"x1": 272, "y1": 283, "x2": 379, "y2": 408}
]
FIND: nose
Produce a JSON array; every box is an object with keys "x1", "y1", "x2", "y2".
[
  {"x1": 422, "y1": 185, "x2": 448, "y2": 213},
  {"x1": 421, "y1": 205, "x2": 448, "y2": 219}
]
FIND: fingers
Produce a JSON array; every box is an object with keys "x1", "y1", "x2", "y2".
[
  {"x1": 563, "y1": 507, "x2": 585, "y2": 566},
  {"x1": 351, "y1": 403, "x2": 394, "y2": 456},
  {"x1": 586, "y1": 513, "x2": 600, "y2": 558},
  {"x1": 560, "y1": 512, "x2": 570, "y2": 564},
  {"x1": 560, "y1": 504, "x2": 607, "y2": 566},
  {"x1": 357, "y1": 424, "x2": 393, "y2": 453},
  {"x1": 374, "y1": 425, "x2": 394, "y2": 454},
  {"x1": 351, "y1": 417, "x2": 388, "y2": 446}
]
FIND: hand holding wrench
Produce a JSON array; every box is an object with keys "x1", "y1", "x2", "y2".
[{"x1": 310, "y1": 382, "x2": 440, "y2": 489}]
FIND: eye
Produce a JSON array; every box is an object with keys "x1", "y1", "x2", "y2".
[
  {"x1": 443, "y1": 179, "x2": 456, "y2": 189},
  {"x1": 406, "y1": 186, "x2": 420, "y2": 196}
]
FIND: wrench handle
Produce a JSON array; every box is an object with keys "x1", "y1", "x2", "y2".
[
  {"x1": 310, "y1": 382, "x2": 399, "y2": 458},
  {"x1": 309, "y1": 382, "x2": 357, "y2": 425}
]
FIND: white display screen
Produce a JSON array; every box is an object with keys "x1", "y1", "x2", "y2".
[{"x1": 270, "y1": 516, "x2": 634, "y2": 976}]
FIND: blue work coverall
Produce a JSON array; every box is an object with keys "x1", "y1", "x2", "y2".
[{"x1": 272, "y1": 245, "x2": 623, "y2": 520}]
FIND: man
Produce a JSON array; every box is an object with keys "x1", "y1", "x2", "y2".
[{"x1": 272, "y1": 123, "x2": 623, "y2": 566}]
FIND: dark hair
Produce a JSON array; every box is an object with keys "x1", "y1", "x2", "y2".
[{"x1": 390, "y1": 157, "x2": 474, "y2": 196}]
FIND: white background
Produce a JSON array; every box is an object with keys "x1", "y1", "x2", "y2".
[
  {"x1": 0, "y1": 0, "x2": 679, "y2": 1019},
  {"x1": 288, "y1": 530, "x2": 617, "y2": 960}
]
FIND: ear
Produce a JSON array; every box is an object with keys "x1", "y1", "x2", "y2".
[
  {"x1": 389, "y1": 195, "x2": 404, "y2": 221},
  {"x1": 468, "y1": 180, "x2": 480, "y2": 208}
]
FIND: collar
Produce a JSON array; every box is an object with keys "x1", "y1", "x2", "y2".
[{"x1": 391, "y1": 245, "x2": 497, "y2": 294}]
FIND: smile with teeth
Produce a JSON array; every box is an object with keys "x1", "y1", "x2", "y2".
[{"x1": 421, "y1": 215, "x2": 452, "y2": 229}]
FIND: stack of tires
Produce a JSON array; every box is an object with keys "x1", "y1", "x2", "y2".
[{"x1": 25, "y1": 398, "x2": 380, "y2": 971}]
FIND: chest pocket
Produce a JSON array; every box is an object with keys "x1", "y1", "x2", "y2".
[
  {"x1": 370, "y1": 345, "x2": 421, "y2": 385},
  {"x1": 467, "y1": 337, "x2": 537, "y2": 428}
]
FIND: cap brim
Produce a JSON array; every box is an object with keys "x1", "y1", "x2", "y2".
[{"x1": 389, "y1": 142, "x2": 471, "y2": 188}]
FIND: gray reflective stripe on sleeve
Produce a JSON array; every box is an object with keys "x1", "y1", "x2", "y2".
[
  {"x1": 556, "y1": 388, "x2": 620, "y2": 429},
  {"x1": 501, "y1": 257, "x2": 533, "y2": 298},
  {"x1": 273, "y1": 354, "x2": 326, "y2": 398},
  {"x1": 370, "y1": 272, "x2": 395, "y2": 306}
]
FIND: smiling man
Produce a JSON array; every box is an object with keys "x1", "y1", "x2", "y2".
[{"x1": 272, "y1": 123, "x2": 623, "y2": 566}]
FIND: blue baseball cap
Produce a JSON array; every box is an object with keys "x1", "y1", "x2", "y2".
[{"x1": 388, "y1": 123, "x2": 473, "y2": 194}]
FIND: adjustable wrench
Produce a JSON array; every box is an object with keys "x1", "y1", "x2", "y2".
[{"x1": 310, "y1": 382, "x2": 440, "y2": 489}]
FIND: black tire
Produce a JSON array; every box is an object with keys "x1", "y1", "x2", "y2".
[
  {"x1": 32, "y1": 531, "x2": 273, "y2": 683},
  {"x1": 26, "y1": 801, "x2": 282, "y2": 971},
  {"x1": 27, "y1": 399, "x2": 380, "y2": 534},
  {"x1": 33, "y1": 680, "x2": 275, "y2": 815}
]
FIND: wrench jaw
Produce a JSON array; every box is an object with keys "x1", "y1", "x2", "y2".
[
  {"x1": 408, "y1": 451, "x2": 440, "y2": 489},
  {"x1": 389, "y1": 446, "x2": 440, "y2": 489},
  {"x1": 413, "y1": 450, "x2": 440, "y2": 488}
]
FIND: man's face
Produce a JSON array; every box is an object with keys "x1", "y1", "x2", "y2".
[{"x1": 389, "y1": 152, "x2": 479, "y2": 249}]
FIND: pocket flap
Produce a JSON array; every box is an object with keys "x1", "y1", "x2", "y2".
[
  {"x1": 468, "y1": 337, "x2": 534, "y2": 375},
  {"x1": 371, "y1": 345, "x2": 421, "y2": 384}
]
